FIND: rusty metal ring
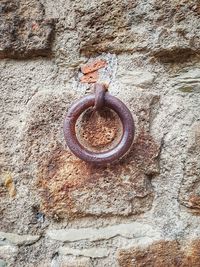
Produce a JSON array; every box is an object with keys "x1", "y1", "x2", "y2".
[{"x1": 63, "y1": 93, "x2": 135, "y2": 164}]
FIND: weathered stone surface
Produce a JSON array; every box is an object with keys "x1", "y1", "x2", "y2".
[
  {"x1": 34, "y1": 260, "x2": 50, "y2": 267},
  {"x1": 39, "y1": 145, "x2": 154, "y2": 218},
  {"x1": 0, "y1": 244, "x2": 18, "y2": 259},
  {"x1": 2, "y1": 172, "x2": 16, "y2": 198},
  {"x1": 11, "y1": 239, "x2": 59, "y2": 267},
  {"x1": 46, "y1": 222, "x2": 161, "y2": 242},
  {"x1": 38, "y1": 130, "x2": 158, "y2": 218},
  {"x1": 1, "y1": 0, "x2": 200, "y2": 266},
  {"x1": 74, "y1": 0, "x2": 136, "y2": 55},
  {"x1": 0, "y1": 260, "x2": 7, "y2": 267},
  {"x1": 117, "y1": 69, "x2": 156, "y2": 88},
  {"x1": 23, "y1": 89, "x2": 160, "y2": 218},
  {"x1": 178, "y1": 122, "x2": 200, "y2": 214},
  {"x1": 51, "y1": 255, "x2": 93, "y2": 267},
  {"x1": 118, "y1": 239, "x2": 200, "y2": 267},
  {"x1": 0, "y1": 232, "x2": 40, "y2": 246},
  {"x1": 59, "y1": 247, "x2": 109, "y2": 258},
  {"x1": 0, "y1": 0, "x2": 55, "y2": 58},
  {"x1": 74, "y1": 0, "x2": 200, "y2": 61},
  {"x1": 172, "y1": 68, "x2": 200, "y2": 93}
]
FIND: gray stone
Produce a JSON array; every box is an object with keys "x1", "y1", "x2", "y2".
[
  {"x1": 0, "y1": 259, "x2": 7, "y2": 267},
  {"x1": 0, "y1": 245, "x2": 18, "y2": 259},
  {"x1": 51, "y1": 255, "x2": 93, "y2": 267},
  {"x1": 178, "y1": 122, "x2": 200, "y2": 213},
  {"x1": 46, "y1": 222, "x2": 161, "y2": 242},
  {"x1": 117, "y1": 69, "x2": 156, "y2": 88},
  {"x1": 172, "y1": 68, "x2": 200, "y2": 93},
  {"x1": 58, "y1": 247, "x2": 109, "y2": 258},
  {"x1": 0, "y1": 232, "x2": 40, "y2": 246},
  {"x1": 73, "y1": 0, "x2": 200, "y2": 60}
]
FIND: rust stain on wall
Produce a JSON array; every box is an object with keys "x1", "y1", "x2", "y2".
[
  {"x1": 20, "y1": 91, "x2": 160, "y2": 219},
  {"x1": 78, "y1": 107, "x2": 122, "y2": 149},
  {"x1": 37, "y1": 131, "x2": 160, "y2": 219},
  {"x1": 118, "y1": 239, "x2": 200, "y2": 267}
]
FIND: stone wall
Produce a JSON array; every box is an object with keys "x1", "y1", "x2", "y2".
[{"x1": 0, "y1": 0, "x2": 200, "y2": 266}]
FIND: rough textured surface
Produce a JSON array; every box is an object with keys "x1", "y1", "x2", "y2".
[
  {"x1": 46, "y1": 222, "x2": 161, "y2": 242},
  {"x1": 78, "y1": 108, "x2": 122, "y2": 148},
  {"x1": 0, "y1": 232, "x2": 40, "y2": 246},
  {"x1": 0, "y1": 0, "x2": 55, "y2": 58},
  {"x1": 37, "y1": 134, "x2": 158, "y2": 218},
  {"x1": 118, "y1": 239, "x2": 200, "y2": 267},
  {"x1": 0, "y1": 245, "x2": 18, "y2": 259},
  {"x1": 58, "y1": 247, "x2": 109, "y2": 258},
  {"x1": 1, "y1": 0, "x2": 200, "y2": 266},
  {"x1": 74, "y1": 0, "x2": 200, "y2": 61},
  {"x1": 178, "y1": 122, "x2": 200, "y2": 214},
  {"x1": 36, "y1": 91, "x2": 159, "y2": 218},
  {"x1": 172, "y1": 68, "x2": 200, "y2": 93},
  {"x1": 52, "y1": 256, "x2": 93, "y2": 267}
]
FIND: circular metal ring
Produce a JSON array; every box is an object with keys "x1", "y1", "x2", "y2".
[{"x1": 63, "y1": 93, "x2": 135, "y2": 164}]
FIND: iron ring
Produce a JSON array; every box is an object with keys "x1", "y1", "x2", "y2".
[{"x1": 63, "y1": 93, "x2": 135, "y2": 164}]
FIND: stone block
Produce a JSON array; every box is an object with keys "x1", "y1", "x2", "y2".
[
  {"x1": 22, "y1": 90, "x2": 160, "y2": 218},
  {"x1": 0, "y1": 232, "x2": 40, "y2": 246},
  {"x1": 46, "y1": 222, "x2": 161, "y2": 242},
  {"x1": 74, "y1": 0, "x2": 200, "y2": 61},
  {"x1": 0, "y1": 0, "x2": 55, "y2": 59}
]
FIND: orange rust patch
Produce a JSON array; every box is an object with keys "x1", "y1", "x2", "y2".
[
  {"x1": 81, "y1": 59, "x2": 107, "y2": 74},
  {"x1": 118, "y1": 240, "x2": 200, "y2": 267},
  {"x1": 77, "y1": 107, "x2": 122, "y2": 149},
  {"x1": 38, "y1": 150, "x2": 92, "y2": 217},
  {"x1": 37, "y1": 132, "x2": 160, "y2": 219},
  {"x1": 80, "y1": 71, "x2": 98, "y2": 83}
]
